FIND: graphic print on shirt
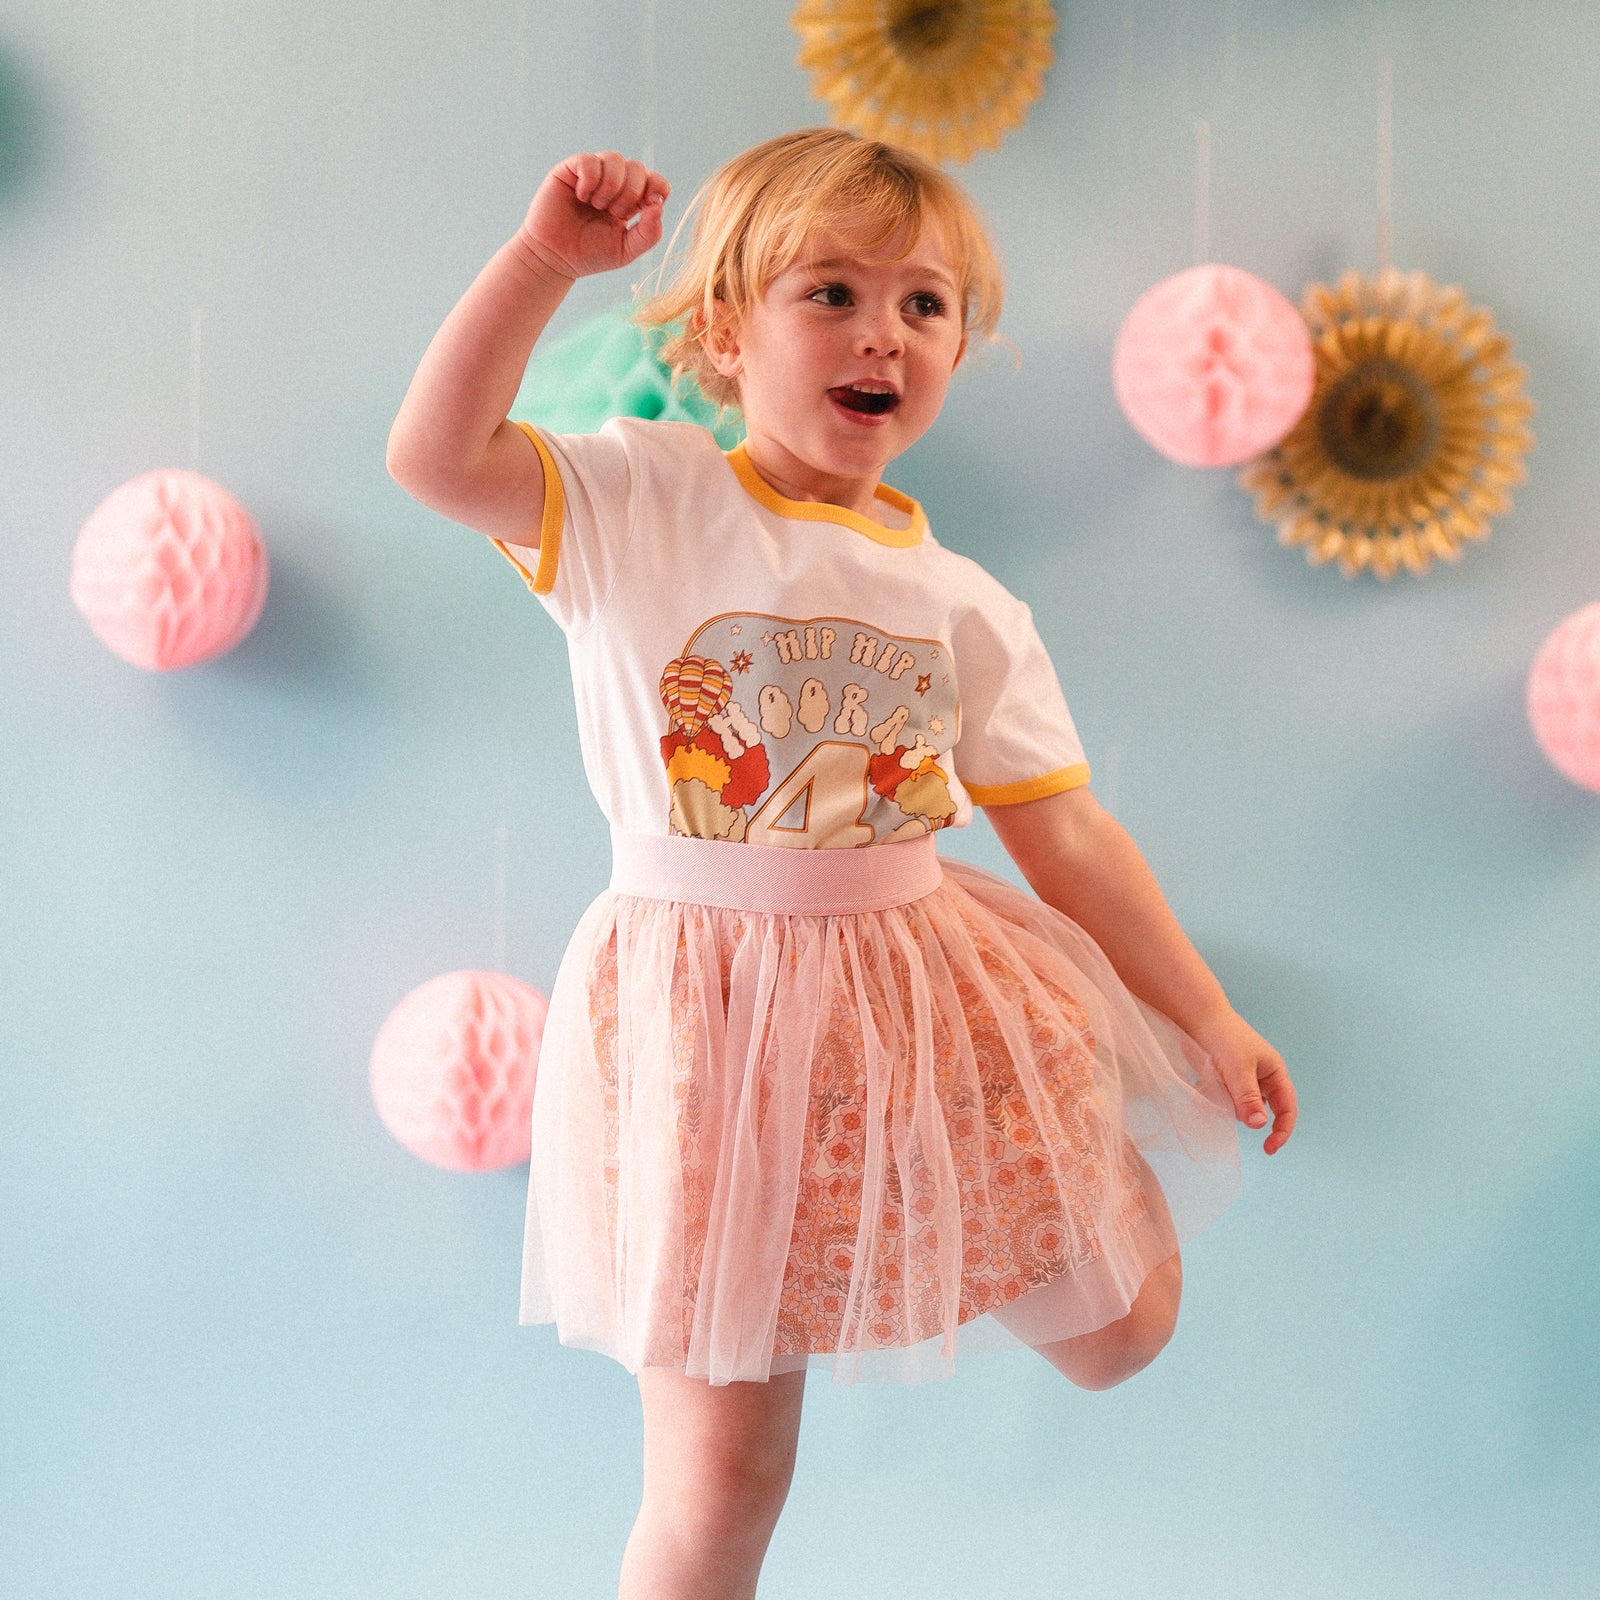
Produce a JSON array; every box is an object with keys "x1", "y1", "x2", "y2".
[{"x1": 659, "y1": 613, "x2": 961, "y2": 848}]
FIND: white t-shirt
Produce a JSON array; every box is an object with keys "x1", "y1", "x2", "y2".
[{"x1": 493, "y1": 418, "x2": 1088, "y2": 847}]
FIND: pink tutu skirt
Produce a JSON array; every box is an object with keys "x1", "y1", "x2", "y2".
[{"x1": 521, "y1": 830, "x2": 1240, "y2": 1385}]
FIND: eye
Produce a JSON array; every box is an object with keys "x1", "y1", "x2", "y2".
[
  {"x1": 907, "y1": 291, "x2": 947, "y2": 319},
  {"x1": 808, "y1": 282, "x2": 852, "y2": 308}
]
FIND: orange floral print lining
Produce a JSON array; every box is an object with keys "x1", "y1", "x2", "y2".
[{"x1": 583, "y1": 898, "x2": 1150, "y2": 1363}]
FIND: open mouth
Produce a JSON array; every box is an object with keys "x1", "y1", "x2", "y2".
[{"x1": 829, "y1": 383, "x2": 900, "y2": 416}]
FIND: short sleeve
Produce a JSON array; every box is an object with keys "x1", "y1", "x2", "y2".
[
  {"x1": 490, "y1": 417, "x2": 640, "y2": 636},
  {"x1": 951, "y1": 583, "x2": 1090, "y2": 806}
]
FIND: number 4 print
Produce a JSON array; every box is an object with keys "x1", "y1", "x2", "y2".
[{"x1": 745, "y1": 742, "x2": 876, "y2": 848}]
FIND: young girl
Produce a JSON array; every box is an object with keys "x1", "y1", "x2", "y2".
[{"x1": 389, "y1": 129, "x2": 1296, "y2": 1600}]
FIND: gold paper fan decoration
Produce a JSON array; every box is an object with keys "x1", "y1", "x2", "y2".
[
  {"x1": 792, "y1": 0, "x2": 1056, "y2": 165},
  {"x1": 1238, "y1": 269, "x2": 1534, "y2": 579}
]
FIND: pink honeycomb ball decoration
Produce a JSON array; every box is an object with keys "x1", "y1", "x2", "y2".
[
  {"x1": 370, "y1": 971, "x2": 548, "y2": 1171},
  {"x1": 70, "y1": 469, "x2": 269, "y2": 670},
  {"x1": 1527, "y1": 603, "x2": 1600, "y2": 793},
  {"x1": 1112, "y1": 263, "x2": 1315, "y2": 467}
]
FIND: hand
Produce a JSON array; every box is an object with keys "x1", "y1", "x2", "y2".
[
  {"x1": 1189, "y1": 1008, "x2": 1298, "y2": 1155},
  {"x1": 516, "y1": 151, "x2": 669, "y2": 283}
]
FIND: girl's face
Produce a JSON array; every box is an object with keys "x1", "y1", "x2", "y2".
[{"x1": 709, "y1": 213, "x2": 968, "y2": 505}]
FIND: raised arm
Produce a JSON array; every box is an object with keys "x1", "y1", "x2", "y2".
[
  {"x1": 386, "y1": 152, "x2": 669, "y2": 543},
  {"x1": 984, "y1": 785, "x2": 1298, "y2": 1153}
]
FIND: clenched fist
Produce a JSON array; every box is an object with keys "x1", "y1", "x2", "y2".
[{"x1": 517, "y1": 151, "x2": 670, "y2": 283}]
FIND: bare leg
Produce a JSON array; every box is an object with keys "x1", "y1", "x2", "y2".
[
  {"x1": 617, "y1": 1366, "x2": 806, "y2": 1600},
  {"x1": 1004, "y1": 1148, "x2": 1185, "y2": 1391},
  {"x1": 1030, "y1": 1248, "x2": 1183, "y2": 1390}
]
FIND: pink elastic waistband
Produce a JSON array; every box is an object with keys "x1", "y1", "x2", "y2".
[{"x1": 608, "y1": 829, "x2": 943, "y2": 915}]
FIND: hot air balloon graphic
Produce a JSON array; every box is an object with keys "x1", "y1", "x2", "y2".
[
  {"x1": 660, "y1": 654, "x2": 733, "y2": 737},
  {"x1": 659, "y1": 653, "x2": 770, "y2": 840}
]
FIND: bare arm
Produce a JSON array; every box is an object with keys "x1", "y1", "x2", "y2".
[
  {"x1": 386, "y1": 152, "x2": 669, "y2": 544},
  {"x1": 985, "y1": 785, "x2": 1298, "y2": 1153}
]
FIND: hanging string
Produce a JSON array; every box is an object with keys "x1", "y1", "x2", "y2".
[
  {"x1": 641, "y1": 0, "x2": 657, "y2": 172},
  {"x1": 182, "y1": 0, "x2": 201, "y2": 470},
  {"x1": 493, "y1": 821, "x2": 509, "y2": 975},
  {"x1": 486, "y1": 0, "x2": 657, "y2": 980},
  {"x1": 496, "y1": 6, "x2": 545, "y2": 982},
  {"x1": 1377, "y1": 57, "x2": 1394, "y2": 274},
  {"x1": 190, "y1": 308, "x2": 203, "y2": 471},
  {"x1": 180, "y1": 0, "x2": 194, "y2": 217},
  {"x1": 514, "y1": 1, "x2": 535, "y2": 180},
  {"x1": 1193, "y1": 117, "x2": 1211, "y2": 264}
]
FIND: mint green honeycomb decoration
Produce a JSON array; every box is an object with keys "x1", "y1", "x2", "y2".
[{"x1": 510, "y1": 306, "x2": 744, "y2": 448}]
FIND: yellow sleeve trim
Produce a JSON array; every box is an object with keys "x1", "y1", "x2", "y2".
[
  {"x1": 965, "y1": 763, "x2": 1092, "y2": 806},
  {"x1": 489, "y1": 421, "x2": 564, "y2": 595}
]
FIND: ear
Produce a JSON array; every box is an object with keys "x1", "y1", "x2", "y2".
[
  {"x1": 952, "y1": 331, "x2": 969, "y2": 372},
  {"x1": 700, "y1": 300, "x2": 743, "y2": 380}
]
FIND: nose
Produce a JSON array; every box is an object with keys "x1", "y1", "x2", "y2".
[{"x1": 856, "y1": 305, "x2": 904, "y2": 359}]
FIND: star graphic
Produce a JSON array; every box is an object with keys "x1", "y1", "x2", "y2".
[
  {"x1": 730, "y1": 624, "x2": 742, "y2": 635},
  {"x1": 928, "y1": 716, "x2": 945, "y2": 735},
  {"x1": 761, "y1": 632, "x2": 775, "y2": 646},
  {"x1": 915, "y1": 673, "x2": 932, "y2": 695},
  {"x1": 731, "y1": 650, "x2": 754, "y2": 673}
]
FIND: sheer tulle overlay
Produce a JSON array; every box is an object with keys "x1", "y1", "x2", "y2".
[{"x1": 521, "y1": 836, "x2": 1241, "y2": 1385}]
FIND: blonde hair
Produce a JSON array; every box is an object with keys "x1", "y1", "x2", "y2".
[{"x1": 635, "y1": 128, "x2": 1004, "y2": 412}]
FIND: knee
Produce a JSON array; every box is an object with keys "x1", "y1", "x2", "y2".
[
  {"x1": 649, "y1": 1435, "x2": 798, "y2": 1551},
  {"x1": 1067, "y1": 1316, "x2": 1175, "y2": 1391},
  {"x1": 1095, "y1": 1251, "x2": 1182, "y2": 1389},
  {"x1": 1041, "y1": 1251, "x2": 1183, "y2": 1392}
]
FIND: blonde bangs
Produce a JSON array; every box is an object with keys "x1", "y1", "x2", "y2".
[{"x1": 635, "y1": 128, "x2": 1004, "y2": 413}]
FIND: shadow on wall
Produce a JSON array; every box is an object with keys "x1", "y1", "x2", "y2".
[
  {"x1": 0, "y1": 42, "x2": 43, "y2": 203},
  {"x1": 1408, "y1": 1114, "x2": 1600, "y2": 1498},
  {"x1": 1196, "y1": 939, "x2": 1408, "y2": 1162},
  {"x1": 1341, "y1": 666, "x2": 1599, "y2": 939}
]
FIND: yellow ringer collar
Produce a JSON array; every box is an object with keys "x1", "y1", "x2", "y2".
[{"x1": 725, "y1": 443, "x2": 927, "y2": 548}]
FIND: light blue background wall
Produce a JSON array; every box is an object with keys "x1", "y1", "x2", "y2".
[{"x1": 3, "y1": 2, "x2": 1596, "y2": 1596}]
